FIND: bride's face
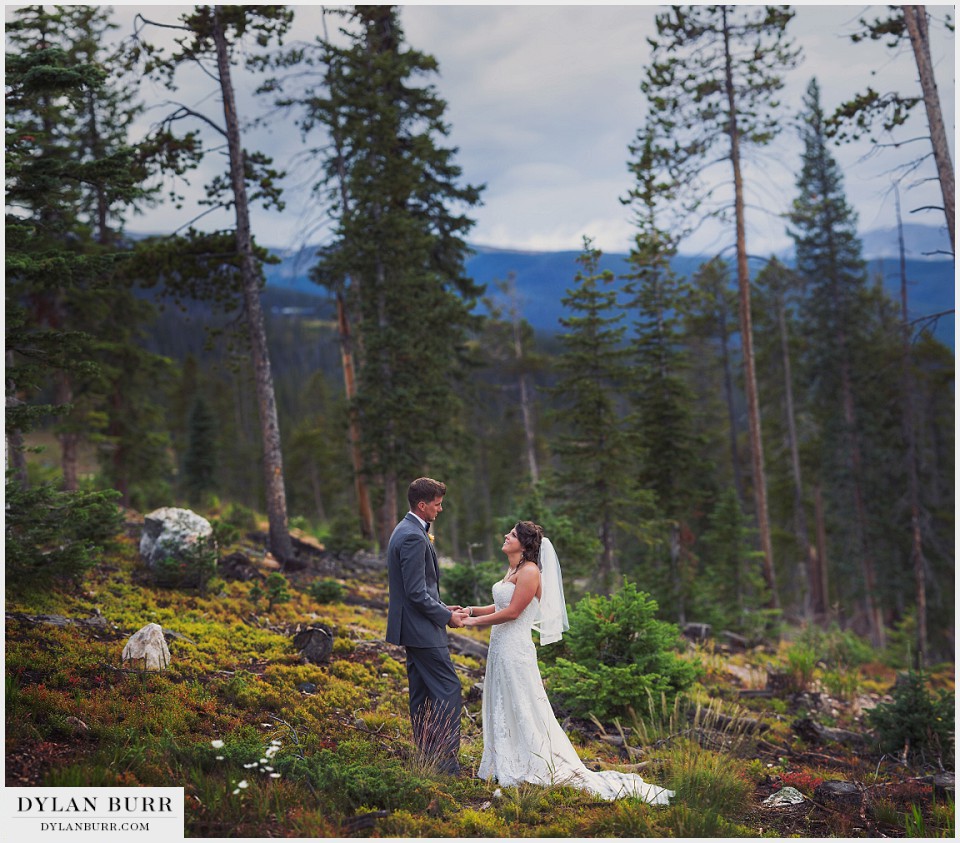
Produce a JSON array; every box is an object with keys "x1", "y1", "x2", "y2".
[{"x1": 502, "y1": 528, "x2": 522, "y2": 556}]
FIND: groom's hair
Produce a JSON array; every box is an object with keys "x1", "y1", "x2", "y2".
[{"x1": 408, "y1": 477, "x2": 446, "y2": 508}]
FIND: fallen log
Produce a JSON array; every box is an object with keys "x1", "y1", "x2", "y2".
[
  {"x1": 448, "y1": 633, "x2": 489, "y2": 660},
  {"x1": 792, "y1": 716, "x2": 869, "y2": 748}
]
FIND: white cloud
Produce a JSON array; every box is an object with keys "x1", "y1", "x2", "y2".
[{"x1": 8, "y1": 3, "x2": 953, "y2": 256}]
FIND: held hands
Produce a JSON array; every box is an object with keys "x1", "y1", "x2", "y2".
[{"x1": 447, "y1": 609, "x2": 468, "y2": 629}]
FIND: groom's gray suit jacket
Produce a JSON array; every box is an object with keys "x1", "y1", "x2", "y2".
[{"x1": 386, "y1": 513, "x2": 453, "y2": 648}]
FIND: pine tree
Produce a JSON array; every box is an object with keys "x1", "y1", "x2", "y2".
[
  {"x1": 752, "y1": 257, "x2": 821, "y2": 620},
  {"x1": 622, "y1": 124, "x2": 703, "y2": 621},
  {"x1": 684, "y1": 257, "x2": 745, "y2": 503},
  {"x1": 828, "y1": 6, "x2": 954, "y2": 252},
  {"x1": 132, "y1": 6, "x2": 295, "y2": 561},
  {"x1": 7, "y1": 6, "x2": 175, "y2": 507},
  {"x1": 550, "y1": 238, "x2": 649, "y2": 593},
  {"x1": 789, "y1": 78, "x2": 887, "y2": 646},
  {"x1": 6, "y1": 11, "x2": 129, "y2": 587},
  {"x1": 288, "y1": 6, "x2": 483, "y2": 547},
  {"x1": 182, "y1": 397, "x2": 218, "y2": 506},
  {"x1": 642, "y1": 5, "x2": 802, "y2": 609}
]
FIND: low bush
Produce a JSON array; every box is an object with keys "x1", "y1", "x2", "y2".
[
  {"x1": 440, "y1": 559, "x2": 503, "y2": 608},
  {"x1": 152, "y1": 537, "x2": 218, "y2": 591},
  {"x1": 284, "y1": 739, "x2": 438, "y2": 813},
  {"x1": 867, "y1": 671, "x2": 954, "y2": 766},
  {"x1": 541, "y1": 582, "x2": 700, "y2": 722},
  {"x1": 307, "y1": 578, "x2": 345, "y2": 604}
]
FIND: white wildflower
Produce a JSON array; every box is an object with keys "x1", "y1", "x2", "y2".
[
  {"x1": 270, "y1": 773, "x2": 281, "y2": 779},
  {"x1": 210, "y1": 739, "x2": 225, "y2": 749},
  {"x1": 215, "y1": 755, "x2": 225, "y2": 761},
  {"x1": 493, "y1": 788, "x2": 502, "y2": 799},
  {"x1": 237, "y1": 780, "x2": 248, "y2": 789}
]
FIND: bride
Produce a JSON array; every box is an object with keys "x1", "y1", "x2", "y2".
[{"x1": 459, "y1": 521, "x2": 673, "y2": 803}]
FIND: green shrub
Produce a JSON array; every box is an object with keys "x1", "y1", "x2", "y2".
[
  {"x1": 5, "y1": 479, "x2": 122, "y2": 591},
  {"x1": 283, "y1": 739, "x2": 436, "y2": 813},
  {"x1": 440, "y1": 559, "x2": 502, "y2": 607},
  {"x1": 152, "y1": 537, "x2": 218, "y2": 591},
  {"x1": 784, "y1": 643, "x2": 818, "y2": 693},
  {"x1": 308, "y1": 578, "x2": 346, "y2": 604},
  {"x1": 264, "y1": 572, "x2": 291, "y2": 609},
  {"x1": 541, "y1": 582, "x2": 700, "y2": 722},
  {"x1": 867, "y1": 671, "x2": 954, "y2": 766},
  {"x1": 325, "y1": 510, "x2": 375, "y2": 556},
  {"x1": 797, "y1": 623, "x2": 874, "y2": 668}
]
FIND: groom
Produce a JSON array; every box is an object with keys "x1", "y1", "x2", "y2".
[{"x1": 386, "y1": 477, "x2": 464, "y2": 775}]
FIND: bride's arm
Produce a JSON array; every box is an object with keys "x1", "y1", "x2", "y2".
[
  {"x1": 463, "y1": 567, "x2": 539, "y2": 628},
  {"x1": 465, "y1": 603, "x2": 495, "y2": 616}
]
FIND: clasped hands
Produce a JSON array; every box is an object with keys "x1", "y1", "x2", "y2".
[{"x1": 446, "y1": 605, "x2": 474, "y2": 629}]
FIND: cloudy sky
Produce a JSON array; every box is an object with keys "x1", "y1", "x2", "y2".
[{"x1": 9, "y1": 3, "x2": 956, "y2": 255}]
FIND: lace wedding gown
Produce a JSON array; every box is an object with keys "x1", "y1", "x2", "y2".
[{"x1": 476, "y1": 581, "x2": 674, "y2": 803}]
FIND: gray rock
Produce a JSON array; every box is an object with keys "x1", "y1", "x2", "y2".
[
  {"x1": 763, "y1": 786, "x2": 806, "y2": 806},
  {"x1": 814, "y1": 780, "x2": 863, "y2": 810},
  {"x1": 140, "y1": 507, "x2": 213, "y2": 568},
  {"x1": 122, "y1": 622, "x2": 171, "y2": 670},
  {"x1": 293, "y1": 624, "x2": 334, "y2": 664}
]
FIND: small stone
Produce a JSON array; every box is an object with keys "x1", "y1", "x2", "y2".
[
  {"x1": 65, "y1": 716, "x2": 90, "y2": 735},
  {"x1": 296, "y1": 682, "x2": 317, "y2": 694},
  {"x1": 259, "y1": 552, "x2": 282, "y2": 571},
  {"x1": 763, "y1": 786, "x2": 805, "y2": 807},
  {"x1": 122, "y1": 622, "x2": 172, "y2": 670},
  {"x1": 814, "y1": 780, "x2": 862, "y2": 810}
]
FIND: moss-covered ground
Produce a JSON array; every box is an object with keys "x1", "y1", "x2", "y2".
[{"x1": 4, "y1": 524, "x2": 954, "y2": 838}]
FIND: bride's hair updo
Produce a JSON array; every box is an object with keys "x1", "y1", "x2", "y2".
[{"x1": 515, "y1": 521, "x2": 544, "y2": 569}]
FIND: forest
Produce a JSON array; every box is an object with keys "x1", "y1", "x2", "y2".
[{"x1": 4, "y1": 5, "x2": 956, "y2": 837}]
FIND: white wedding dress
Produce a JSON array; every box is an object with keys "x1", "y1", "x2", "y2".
[{"x1": 476, "y1": 581, "x2": 674, "y2": 803}]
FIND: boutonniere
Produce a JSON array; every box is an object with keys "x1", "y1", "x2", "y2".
[{"x1": 428, "y1": 532, "x2": 435, "y2": 544}]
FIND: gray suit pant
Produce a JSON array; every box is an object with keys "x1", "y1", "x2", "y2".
[{"x1": 405, "y1": 645, "x2": 461, "y2": 774}]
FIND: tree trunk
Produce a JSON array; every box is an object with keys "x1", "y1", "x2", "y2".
[
  {"x1": 5, "y1": 352, "x2": 29, "y2": 486},
  {"x1": 776, "y1": 287, "x2": 816, "y2": 620},
  {"x1": 722, "y1": 8, "x2": 778, "y2": 608},
  {"x1": 839, "y1": 352, "x2": 885, "y2": 648},
  {"x1": 895, "y1": 184, "x2": 928, "y2": 665},
  {"x1": 812, "y1": 484, "x2": 831, "y2": 619},
  {"x1": 322, "y1": 15, "x2": 375, "y2": 543},
  {"x1": 336, "y1": 292, "x2": 374, "y2": 540},
  {"x1": 212, "y1": 6, "x2": 293, "y2": 564},
  {"x1": 55, "y1": 371, "x2": 79, "y2": 492},
  {"x1": 670, "y1": 522, "x2": 685, "y2": 624},
  {"x1": 902, "y1": 5, "x2": 955, "y2": 254},
  {"x1": 508, "y1": 283, "x2": 539, "y2": 484},
  {"x1": 717, "y1": 299, "x2": 746, "y2": 504}
]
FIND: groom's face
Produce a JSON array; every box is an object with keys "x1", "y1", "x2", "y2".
[{"x1": 418, "y1": 496, "x2": 444, "y2": 523}]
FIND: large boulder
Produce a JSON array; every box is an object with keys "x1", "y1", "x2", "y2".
[
  {"x1": 140, "y1": 507, "x2": 214, "y2": 569},
  {"x1": 122, "y1": 622, "x2": 171, "y2": 670}
]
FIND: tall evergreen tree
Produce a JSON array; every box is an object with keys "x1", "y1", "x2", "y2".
[
  {"x1": 642, "y1": 5, "x2": 802, "y2": 609},
  {"x1": 622, "y1": 125, "x2": 703, "y2": 621},
  {"x1": 789, "y1": 78, "x2": 887, "y2": 646},
  {"x1": 6, "y1": 10, "x2": 130, "y2": 587},
  {"x1": 183, "y1": 396, "x2": 218, "y2": 506},
  {"x1": 289, "y1": 6, "x2": 483, "y2": 547},
  {"x1": 685, "y1": 257, "x2": 745, "y2": 503},
  {"x1": 828, "y1": 6, "x2": 954, "y2": 252},
  {"x1": 549, "y1": 237, "x2": 647, "y2": 593},
  {"x1": 133, "y1": 6, "x2": 295, "y2": 562},
  {"x1": 752, "y1": 257, "x2": 821, "y2": 620}
]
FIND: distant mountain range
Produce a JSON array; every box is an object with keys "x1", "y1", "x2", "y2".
[{"x1": 259, "y1": 222, "x2": 954, "y2": 348}]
